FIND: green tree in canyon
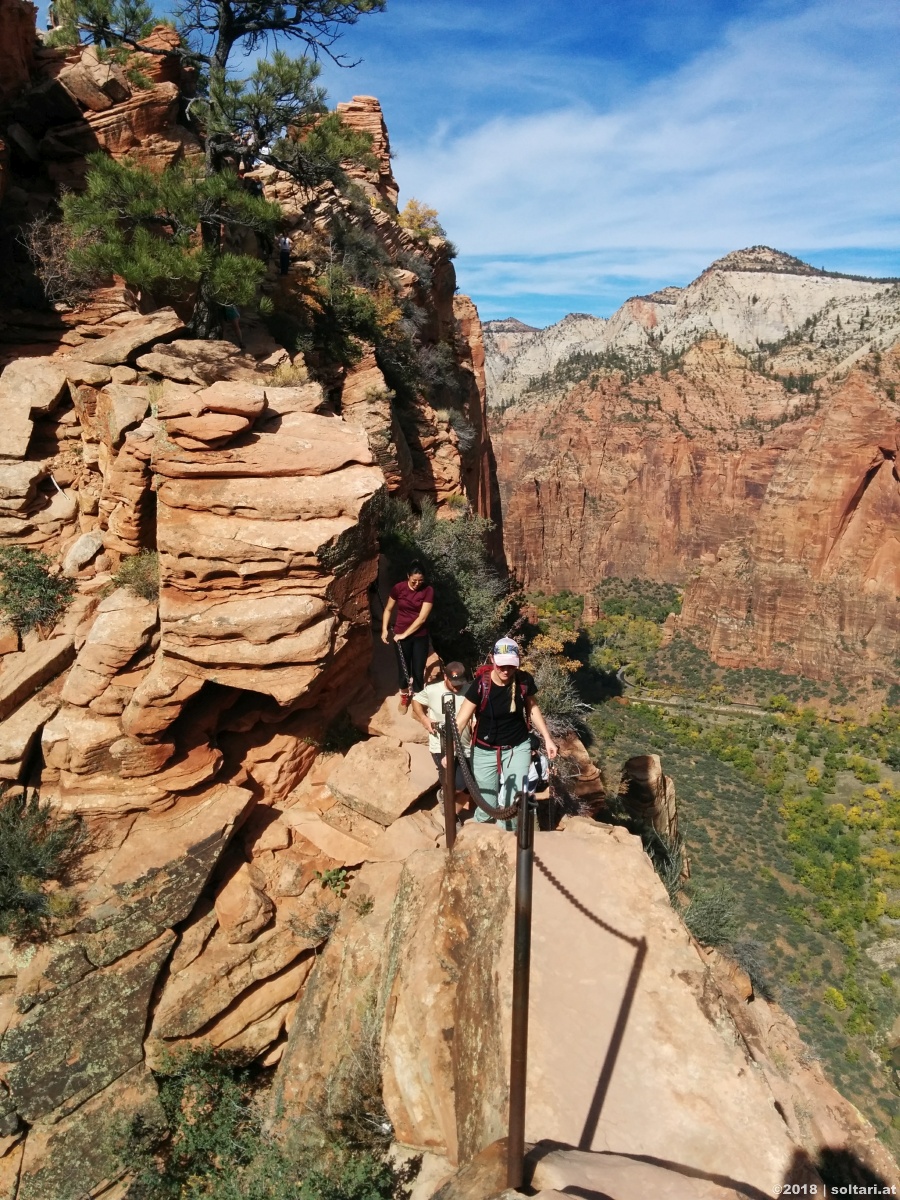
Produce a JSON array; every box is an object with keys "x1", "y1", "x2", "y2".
[{"x1": 53, "y1": 0, "x2": 384, "y2": 333}]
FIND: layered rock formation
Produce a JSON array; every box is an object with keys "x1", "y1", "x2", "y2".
[
  {"x1": 490, "y1": 266, "x2": 900, "y2": 682},
  {"x1": 0, "y1": 13, "x2": 895, "y2": 1198},
  {"x1": 0, "y1": 33, "x2": 507, "y2": 1191}
]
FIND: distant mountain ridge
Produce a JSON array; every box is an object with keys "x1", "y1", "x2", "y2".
[{"x1": 484, "y1": 246, "x2": 900, "y2": 409}]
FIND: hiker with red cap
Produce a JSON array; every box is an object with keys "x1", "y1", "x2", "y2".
[
  {"x1": 453, "y1": 638, "x2": 558, "y2": 832},
  {"x1": 381, "y1": 562, "x2": 434, "y2": 712}
]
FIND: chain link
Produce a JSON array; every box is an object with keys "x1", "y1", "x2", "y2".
[
  {"x1": 443, "y1": 702, "x2": 520, "y2": 822},
  {"x1": 393, "y1": 638, "x2": 411, "y2": 690}
]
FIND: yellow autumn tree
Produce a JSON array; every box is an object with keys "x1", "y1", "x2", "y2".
[{"x1": 398, "y1": 198, "x2": 446, "y2": 240}]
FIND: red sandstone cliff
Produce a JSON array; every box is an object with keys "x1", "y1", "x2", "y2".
[{"x1": 493, "y1": 337, "x2": 900, "y2": 683}]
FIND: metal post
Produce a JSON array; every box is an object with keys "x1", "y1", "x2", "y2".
[
  {"x1": 441, "y1": 693, "x2": 457, "y2": 851},
  {"x1": 507, "y1": 794, "x2": 535, "y2": 1190}
]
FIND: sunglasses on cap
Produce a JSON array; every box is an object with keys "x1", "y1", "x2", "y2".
[{"x1": 446, "y1": 672, "x2": 467, "y2": 683}]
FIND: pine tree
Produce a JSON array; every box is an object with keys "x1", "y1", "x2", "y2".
[
  {"x1": 61, "y1": 153, "x2": 281, "y2": 315},
  {"x1": 51, "y1": 0, "x2": 384, "y2": 333}
]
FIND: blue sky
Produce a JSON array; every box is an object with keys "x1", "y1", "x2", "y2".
[{"x1": 310, "y1": 0, "x2": 899, "y2": 326}]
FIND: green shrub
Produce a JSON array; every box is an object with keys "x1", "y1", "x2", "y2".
[
  {"x1": 379, "y1": 497, "x2": 509, "y2": 664},
  {"x1": 121, "y1": 1047, "x2": 412, "y2": 1200},
  {"x1": 398, "y1": 199, "x2": 446, "y2": 241},
  {"x1": 593, "y1": 576, "x2": 682, "y2": 623},
  {"x1": 683, "y1": 884, "x2": 740, "y2": 947},
  {"x1": 0, "y1": 787, "x2": 82, "y2": 938},
  {"x1": 320, "y1": 712, "x2": 367, "y2": 754},
  {"x1": 0, "y1": 545, "x2": 75, "y2": 633},
  {"x1": 111, "y1": 550, "x2": 160, "y2": 600},
  {"x1": 823, "y1": 986, "x2": 847, "y2": 1011},
  {"x1": 298, "y1": 1154, "x2": 403, "y2": 1200},
  {"x1": 316, "y1": 867, "x2": 350, "y2": 896}
]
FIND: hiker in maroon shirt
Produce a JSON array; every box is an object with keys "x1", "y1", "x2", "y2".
[{"x1": 381, "y1": 563, "x2": 434, "y2": 711}]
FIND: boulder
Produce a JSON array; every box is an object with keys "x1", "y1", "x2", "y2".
[
  {"x1": 79, "y1": 45, "x2": 131, "y2": 103},
  {"x1": 0, "y1": 636, "x2": 75, "y2": 722},
  {"x1": 0, "y1": 358, "x2": 69, "y2": 460},
  {"x1": 281, "y1": 808, "x2": 373, "y2": 867},
  {"x1": 194, "y1": 380, "x2": 268, "y2": 419},
  {"x1": 120, "y1": 654, "x2": 204, "y2": 738},
  {"x1": 109, "y1": 364, "x2": 138, "y2": 384},
  {"x1": 0, "y1": 691, "x2": 60, "y2": 782},
  {"x1": 326, "y1": 738, "x2": 437, "y2": 826},
  {"x1": 97, "y1": 383, "x2": 150, "y2": 448},
  {"x1": 0, "y1": 462, "x2": 46, "y2": 515},
  {"x1": 320, "y1": 800, "x2": 386, "y2": 846},
  {"x1": 263, "y1": 383, "x2": 329, "y2": 417},
  {"x1": 165, "y1": 411, "x2": 251, "y2": 446},
  {"x1": 62, "y1": 532, "x2": 104, "y2": 578},
  {"x1": 61, "y1": 590, "x2": 157, "y2": 708},
  {"x1": 60, "y1": 361, "x2": 112, "y2": 387},
  {"x1": 136, "y1": 338, "x2": 260, "y2": 385},
  {"x1": 214, "y1": 861, "x2": 276, "y2": 944},
  {"x1": 137, "y1": 347, "x2": 206, "y2": 383},
  {"x1": 157, "y1": 379, "x2": 266, "y2": 421},
  {"x1": 78, "y1": 307, "x2": 184, "y2": 365},
  {"x1": 57, "y1": 61, "x2": 116, "y2": 112}
]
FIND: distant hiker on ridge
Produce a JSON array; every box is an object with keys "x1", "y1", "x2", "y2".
[{"x1": 278, "y1": 233, "x2": 293, "y2": 276}]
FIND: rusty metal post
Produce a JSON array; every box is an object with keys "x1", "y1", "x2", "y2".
[
  {"x1": 507, "y1": 792, "x2": 535, "y2": 1189},
  {"x1": 441, "y1": 693, "x2": 457, "y2": 851}
]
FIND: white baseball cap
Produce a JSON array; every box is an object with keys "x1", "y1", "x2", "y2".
[{"x1": 492, "y1": 638, "x2": 520, "y2": 667}]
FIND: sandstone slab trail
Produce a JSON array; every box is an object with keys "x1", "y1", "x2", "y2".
[{"x1": 272, "y1": 819, "x2": 899, "y2": 1197}]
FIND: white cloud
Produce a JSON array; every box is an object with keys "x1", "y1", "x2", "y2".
[{"x1": 393, "y1": 0, "x2": 900, "y2": 301}]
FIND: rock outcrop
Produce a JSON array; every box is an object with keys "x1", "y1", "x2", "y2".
[
  {"x1": 0, "y1": 37, "x2": 511, "y2": 1189},
  {"x1": 335, "y1": 95, "x2": 398, "y2": 209},
  {"x1": 273, "y1": 818, "x2": 897, "y2": 1197},
  {"x1": 0, "y1": 0, "x2": 34, "y2": 107}
]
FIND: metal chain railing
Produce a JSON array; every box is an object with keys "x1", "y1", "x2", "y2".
[
  {"x1": 393, "y1": 638, "x2": 412, "y2": 692},
  {"x1": 442, "y1": 693, "x2": 520, "y2": 823},
  {"x1": 438, "y1": 694, "x2": 537, "y2": 1193}
]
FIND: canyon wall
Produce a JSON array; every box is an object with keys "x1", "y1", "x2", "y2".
[{"x1": 489, "y1": 251, "x2": 900, "y2": 684}]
